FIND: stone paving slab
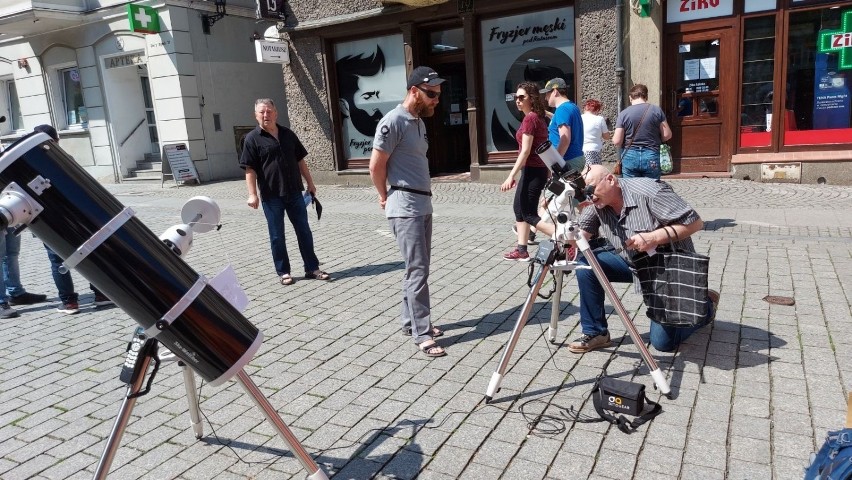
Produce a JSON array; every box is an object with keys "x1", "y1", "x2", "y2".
[{"x1": 0, "y1": 178, "x2": 850, "y2": 479}]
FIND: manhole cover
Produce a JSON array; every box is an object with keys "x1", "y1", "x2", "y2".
[{"x1": 763, "y1": 295, "x2": 795, "y2": 306}]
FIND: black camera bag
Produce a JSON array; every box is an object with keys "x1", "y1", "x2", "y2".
[{"x1": 591, "y1": 376, "x2": 662, "y2": 434}]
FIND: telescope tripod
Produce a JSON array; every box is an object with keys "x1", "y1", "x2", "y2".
[
  {"x1": 94, "y1": 329, "x2": 328, "y2": 480},
  {"x1": 484, "y1": 223, "x2": 672, "y2": 403}
]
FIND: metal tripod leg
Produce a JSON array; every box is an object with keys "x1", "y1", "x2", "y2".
[
  {"x1": 180, "y1": 363, "x2": 204, "y2": 439},
  {"x1": 235, "y1": 370, "x2": 329, "y2": 480},
  {"x1": 484, "y1": 263, "x2": 550, "y2": 403},
  {"x1": 575, "y1": 237, "x2": 671, "y2": 396},
  {"x1": 93, "y1": 340, "x2": 158, "y2": 480},
  {"x1": 548, "y1": 270, "x2": 564, "y2": 343}
]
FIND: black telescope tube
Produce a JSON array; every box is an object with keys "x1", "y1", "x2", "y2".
[{"x1": 0, "y1": 133, "x2": 261, "y2": 386}]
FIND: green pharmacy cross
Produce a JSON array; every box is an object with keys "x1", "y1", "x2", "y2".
[
  {"x1": 128, "y1": 4, "x2": 160, "y2": 34},
  {"x1": 819, "y1": 10, "x2": 852, "y2": 70}
]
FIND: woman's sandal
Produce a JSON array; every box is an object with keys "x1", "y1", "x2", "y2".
[
  {"x1": 280, "y1": 274, "x2": 295, "y2": 286},
  {"x1": 305, "y1": 270, "x2": 331, "y2": 280},
  {"x1": 402, "y1": 325, "x2": 443, "y2": 337},
  {"x1": 417, "y1": 340, "x2": 446, "y2": 358}
]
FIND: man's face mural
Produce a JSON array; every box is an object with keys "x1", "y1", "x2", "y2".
[{"x1": 337, "y1": 47, "x2": 387, "y2": 137}]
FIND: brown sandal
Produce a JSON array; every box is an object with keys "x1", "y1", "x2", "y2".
[
  {"x1": 305, "y1": 270, "x2": 331, "y2": 280},
  {"x1": 417, "y1": 340, "x2": 446, "y2": 358},
  {"x1": 280, "y1": 274, "x2": 295, "y2": 285}
]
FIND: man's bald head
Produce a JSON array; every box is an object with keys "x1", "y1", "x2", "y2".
[
  {"x1": 583, "y1": 164, "x2": 610, "y2": 186},
  {"x1": 583, "y1": 164, "x2": 621, "y2": 208}
]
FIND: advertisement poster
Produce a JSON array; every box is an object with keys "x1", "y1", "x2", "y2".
[
  {"x1": 813, "y1": 52, "x2": 851, "y2": 129},
  {"x1": 334, "y1": 35, "x2": 407, "y2": 159},
  {"x1": 481, "y1": 7, "x2": 575, "y2": 152}
]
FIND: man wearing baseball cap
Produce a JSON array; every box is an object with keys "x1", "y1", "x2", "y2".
[
  {"x1": 541, "y1": 78, "x2": 585, "y2": 172},
  {"x1": 369, "y1": 66, "x2": 447, "y2": 358}
]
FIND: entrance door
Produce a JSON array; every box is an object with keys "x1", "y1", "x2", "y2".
[
  {"x1": 425, "y1": 61, "x2": 469, "y2": 174},
  {"x1": 140, "y1": 75, "x2": 159, "y2": 154},
  {"x1": 665, "y1": 26, "x2": 736, "y2": 173}
]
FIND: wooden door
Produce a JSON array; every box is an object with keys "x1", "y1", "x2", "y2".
[
  {"x1": 665, "y1": 27, "x2": 737, "y2": 173},
  {"x1": 424, "y1": 61, "x2": 470, "y2": 174}
]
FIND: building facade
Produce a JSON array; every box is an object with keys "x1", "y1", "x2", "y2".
[
  {"x1": 279, "y1": 0, "x2": 626, "y2": 183},
  {"x1": 664, "y1": 0, "x2": 852, "y2": 184},
  {"x1": 0, "y1": 0, "x2": 287, "y2": 183}
]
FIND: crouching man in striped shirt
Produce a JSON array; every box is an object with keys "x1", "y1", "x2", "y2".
[{"x1": 568, "y1": 165, "x2": 720, "y2": 353}]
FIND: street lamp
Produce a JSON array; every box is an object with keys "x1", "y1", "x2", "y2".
[{"x1": 201, "y1": 0, "x2": 226, "y2": 35}]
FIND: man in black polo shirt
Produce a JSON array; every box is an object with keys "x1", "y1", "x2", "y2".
[{"x1": 239, "y1": 98, "x2": 330, "y2": 286}]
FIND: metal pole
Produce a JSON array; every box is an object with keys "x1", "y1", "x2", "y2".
[
  {"x1": 575, "y1": 236, "x2": 671, "y2": 395},
  {"x1": 93, "y1": 341, "x2": 157, "y2": 480},
  {"x1": 484, "y1": 263, "x2": 551, "y2": 403},
  {"x1": 235, "y1": 370, "x2": 329, "y2": 480},
  {"x1": 181, "y1": 364, "x2": 204, "y2": 439},
  {"x1": 548, "y1": 269, "x2": 564, "y2": 342}
]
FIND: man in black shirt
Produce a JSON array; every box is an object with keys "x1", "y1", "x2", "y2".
[{"x1": 239, "y1": 98, "x2": 330, "y2": 285}]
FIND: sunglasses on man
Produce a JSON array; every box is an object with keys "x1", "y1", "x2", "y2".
[{"x1": 415, "y1": 85, "x2": 440, "y2": 99}]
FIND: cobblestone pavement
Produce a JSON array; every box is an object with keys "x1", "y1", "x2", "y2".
[{"x1": 1, "y1": 178, "x2": 850, "y2": 479}]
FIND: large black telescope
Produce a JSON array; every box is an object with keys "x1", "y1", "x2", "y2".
[{"x1": 0, "y1": 133, "x2": 261, "y2": 386}]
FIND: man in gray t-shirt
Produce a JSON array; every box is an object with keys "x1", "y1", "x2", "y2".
[{"x1": 369, "y1": 66, "x2": 446, "y2": 358}]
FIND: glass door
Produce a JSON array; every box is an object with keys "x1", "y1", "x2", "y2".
[{"x1": 666, "y1": 25, "x2": 736, "y2": 173}]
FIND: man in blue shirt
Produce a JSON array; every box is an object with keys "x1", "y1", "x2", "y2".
[{"x1": 541, "y1": 78, "x2": 585, "y2": 172}]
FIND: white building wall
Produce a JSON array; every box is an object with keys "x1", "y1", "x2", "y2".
[{"x1": 1, "y1": 1, "x2": 288, "y2": 182}]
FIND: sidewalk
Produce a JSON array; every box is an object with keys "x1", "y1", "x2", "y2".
[{"x1": 0, "y1": 178, "x2": 850, "y2": 479}]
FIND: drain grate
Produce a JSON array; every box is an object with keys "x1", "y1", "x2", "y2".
[{"x1": 763, "y1": 295, "x2": 795, "y2": 306}]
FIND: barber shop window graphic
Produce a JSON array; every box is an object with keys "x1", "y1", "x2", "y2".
[
  {"x1": 334, "y1": 34, "x2": 407, "y2": 160},
  {"x1": 481, "y1": 7, "x2": 576, "y2": 152}
]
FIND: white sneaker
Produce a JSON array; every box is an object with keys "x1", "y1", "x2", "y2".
[{"x1": 0, "y1": 302, "x2": 19, "y2": 319}]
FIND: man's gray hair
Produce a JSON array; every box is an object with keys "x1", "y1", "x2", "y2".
[{"x1": 254, "y1": 98, "x2": 276, "y2": 110}]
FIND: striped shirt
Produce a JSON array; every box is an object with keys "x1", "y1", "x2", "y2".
[{"x1": 578, "y1": 178, "x2": 701, "y2": 289}]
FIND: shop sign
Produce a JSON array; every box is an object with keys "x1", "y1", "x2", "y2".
[
  {"x1": 333, "y1": 34, "x2": 407, "y2": 160},
  {"x1": 667, "y1": 0, "x2": 733, "y2": 23},
  {"x1": 103, "y1": 51, "x2": 146, "y2": 69},
  {"x1": 480, "y1": 7, "x2": 575, "y2": 152},
  {"x1": 127, "y1": 4, "x2": 160, "y2": 34},
  {"x1": 818, "y1": 10, "x2": 852, "y2": 70},
  {"x1": 255, "y1": 40, "x2": 289, "y2": 64}
]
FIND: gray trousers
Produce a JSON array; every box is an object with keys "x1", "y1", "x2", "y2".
[{"x1": 389, "y1": 215, "x2": 432, "y2": 344}]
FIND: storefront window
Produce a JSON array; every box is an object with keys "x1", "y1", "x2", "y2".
[
  {"x1": 430, "y1": 29, "x2": 463, "y2": 54},
  {"x1": 333, "y1": 34, "x2": 407, "y2": 160},
  {"x1": 480, "y1": 7, "x2": 575, "y2": 152},
  {"x1": 784, "y1": 8, "x2": 852, "y2": 145},
  {"x1": 675, "y1": 39, "x2": 721, "y2": 119},
  {"x1": 740, "y1": 16, "x2": 775, "y2": 148},
  {"x1": 60, "y1": 67, "x2": 87, "y2": 127}
]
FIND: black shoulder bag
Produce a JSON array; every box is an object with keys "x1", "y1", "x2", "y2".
[{"x1": 583, "y1": 356, "x2": 663, "y2": 434}]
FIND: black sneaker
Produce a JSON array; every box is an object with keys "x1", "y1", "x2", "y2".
[
  {"x1": 93, "y1": 293, "x2": 113, "y2": 307},
  {"x1": 9, "y1": 292, "x2": 47, "y2": 306},
  {"x1": 0, "y1": 302, "x2": 19, "y2": 319}
]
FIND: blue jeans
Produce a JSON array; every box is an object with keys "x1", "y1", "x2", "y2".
[
  {"x1": 3, "y1": 228, "x2": 23, "y2": 298},
  {"x1": 261, "y1": 192, "x2": 319, "y2": 276},
  {"x1": 576, "y1": 247, "x2": 713, "y2": 352},
  {"x1": 621, "y1": 148, "x2": 661, "y2": 180},
  {"x1": 46, "y1": 245, "x2": 78, "y2": 304}
]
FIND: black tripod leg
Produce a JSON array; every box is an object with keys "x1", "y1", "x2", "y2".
[
  {"x1": 575, "y1": 238, "x2": 671, "y2": 396},
  {"x1": 93, "y1": 339, "x2": 158, "y2": 480},
  {"x1": 485, "y1": 263, "x2": 551, "y2": 403}
]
